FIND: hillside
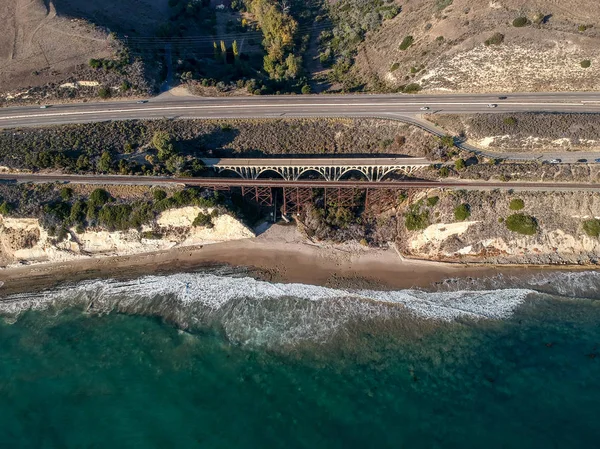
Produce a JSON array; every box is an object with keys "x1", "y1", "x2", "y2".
[
  {"x1": 0, "y1": 0, "x2": 160, "y2": 104},
  {"x1": 349, "y1": 0, "x2": 600, "y2": 93}
]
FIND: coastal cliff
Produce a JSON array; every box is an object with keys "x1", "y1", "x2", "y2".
[{"x1": 0, "y1": 206, "x2": 254, "y2": 267}]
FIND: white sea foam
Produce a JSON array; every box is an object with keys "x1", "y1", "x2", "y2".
[{"x1": 0, "y1": 273, "x2": 534, "y2": 346}]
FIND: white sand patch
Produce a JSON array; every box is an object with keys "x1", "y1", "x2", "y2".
[{"x1": 411, "y1": 221, "x2": 479, "y2": 250}]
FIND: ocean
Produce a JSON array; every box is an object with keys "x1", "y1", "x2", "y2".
[{"x1": 0, "y1": 269, "x2": 599, "y2": 448}]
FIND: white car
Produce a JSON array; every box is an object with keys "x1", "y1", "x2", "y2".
[
  {"x1": 39, "y1": 105, "x2": 50, "y2": 109},
  {"x1": 487, "y1": 103, "x2": 498, "y2": 108},
  {"x1": 548, "y1": 159, "x2": 562, "y2": 164},
  {"x1": 420, "y1": 106, "x2": 430, "y2": 110}
]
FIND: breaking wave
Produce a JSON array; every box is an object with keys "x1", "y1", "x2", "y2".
[{"x1": 0, "y1": 272, "x2": 535, "y2": 346}]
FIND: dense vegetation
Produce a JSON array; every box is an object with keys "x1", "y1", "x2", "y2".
[
  {"x1": 582, "y1": 219, "x2": 600, "y2": 238},
  {"x1": 319, "y1": 0, "x2": 400, "y2": 89},
  {"x1": 505, "y1": 213, "x2": 538, "y2": 235},
  {"x1": 0, "y1": 184, "x2": 222, "y2": 240}
]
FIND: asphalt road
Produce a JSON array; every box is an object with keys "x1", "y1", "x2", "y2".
[
  {"x1": 1, "y1": 173, "x2": 599, "y2": 192},
  {"x1": 1, "y1": 92, "x2": 600, "y2": 129},
  {"x1": 201, "y1": 157, "x2": 430, "y2": 167}
]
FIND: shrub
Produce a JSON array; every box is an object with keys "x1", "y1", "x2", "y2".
[
  {"x1": 98, "y1": 204, "x2": 134, "y2": 231},
  {"x1": 484, "y1": 33, "x2": 505, "y2": 46},
  {"x1": 98, "y1": 87, "x2": 111, "y2": 99},
  {"x1": 403, "y1": 83, "x2": 421, "y2": 93},
  {"x1": 513, "y1": 17, "x2": 529, "y2": 27},
  {"x1": 435, "y1": 0, "x2": 453, "y2": 11},
  {"x1": 509, "y1": 198, "x2": 525, "y2": 210},
  {"x1": 89, "y1": 59, "x2": 101, "y2": 69},
  {"x1": 60, "y1": 187, "x2": 73, "y2": 201},
  {"x1": 399, "y1": 36, "x2": 414, "y2": 51},
  {"x1": 120, "y1": 80, "x2": 131, "y2": 91},
  {"x1": 582, "y1": 219, "x2": 600, "y2": 237},
  {"x1": 89, "y1": 189, "x2": 111, "y2": 207},
  {"x1": 454, "y1": 158, "x2": 466, "y2": 170},
  {"x1": 454, "y1": 204, "x2": 471, "y2": 221},
  {"x1": 506, "y1": 213, "x2": 538, "y2": 235},
  {"x1": 439, "y1": 135, "x2": 455, "y2": 148},
  {"x1": 193, "y1": 212, "x2": 213, "y2": 228},
  {"x1": 581, "y1": 60, "x2": 591, "y2": 68},
  {"x1": 153, "y1": 189, "x2": 167, "y2": 201},
  {"x1": 439, "y1": 166, "x2": 450, "y2": 177},
  {"x1": 404, "y1": 205, "x2": 429, "y2": 231},
  {"x1": 503, "y1": 116, "x2": 517, "y2": 126},
  {"x1": 390, "y1": 62, "x2": 400, "y2": 72},
  {"x1": 427, "y1": 196, "x2": 439, "y2": 207},
  {"x1": 301, "y1": 85, "x2": 311, "y2": 94},
  {"x1": 578, "y1": 24, "x2": 590, "y2": 32},
  {"x1": 0, "y1": 201, "x2": 13, "y2": 215}
]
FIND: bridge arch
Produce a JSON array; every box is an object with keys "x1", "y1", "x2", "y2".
[
  {"x1": 217, "y1": 167, "x2": 245, "y2": 178},
  {"x1": 336, "y1": 167, "x2": 370, "y2": 181},
  {"x1": 294, "y1": 168, "x2": 327, "y2": 181},
  {"x1": 255, "y1": 168, "x2": 285, "y2": 179}
]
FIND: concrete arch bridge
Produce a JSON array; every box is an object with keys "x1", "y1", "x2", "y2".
[{"x1": 201, "y1": 157, "x2": 429, "y2": 182}]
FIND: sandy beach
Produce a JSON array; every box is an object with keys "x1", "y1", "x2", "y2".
[{"x1": 0, "y1": 224, "x2": 557, "y2": 296}]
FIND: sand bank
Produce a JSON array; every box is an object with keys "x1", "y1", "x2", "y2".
[{"x1": 0, "y1": 224, "x2": 551, "y2": 296}]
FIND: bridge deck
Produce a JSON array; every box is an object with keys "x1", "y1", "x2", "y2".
[{"x1": 201, "y1": 157, "x2": 429, "y2": 167}]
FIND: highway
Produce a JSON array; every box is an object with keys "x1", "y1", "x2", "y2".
[
  {"x1": 1, "y1": 173, "x2": 599, "y2": 192},
  {"x1": 1, "y1": 92, "x2": 600, "y2": 128}
]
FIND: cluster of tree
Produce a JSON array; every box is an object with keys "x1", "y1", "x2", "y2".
[
  {"x1": 246, "y1": 0, "x2": 302, "y2": 81},
  {"x1": 40, "y1": 187, "x2": 223, "y2": 238}
]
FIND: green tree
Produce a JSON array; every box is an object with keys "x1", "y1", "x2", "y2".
[
  {"x1": 60, "y1": 187, "x2": 73, "y2": 201},
  {"x1": 506, "y1": 213, "x2": 538, "y2": 235},
  {"x1": 98, "y1": 87, "x2": 111, "y2": 99},
  {"x1": 301, "y1": 85, "x2": 311, "y2": 94},
  {"x1": 454, "y1": 203, "x2": 471, "y2": 221},
  {"x1": 582, "y1": 219, "x2": 600, "y2": 237},
  {"x1": 439, "y1": 135, "x2": 455, "y2": 148},
  {"x1": 220, "y1": 40, "x2": 227, "y2": 63},
  {"x1": 232, "y1": 40, "x2": 240, "y2": 62},
  {"x1": 97, "y1": 151, "x2": 112, "y2": 172},
  {"x1": 581, "y1": 60, "x2": 592, "y2": 68},
  {"x1": 152, "y1": 131, "x2": 175, "y2": 160},
  {"x1": 89, "y1": 189, "x2": 111, "y2": 207},
  {"x1": 193, "y1": 211, "x2": 214, "y2": 228},
  {"x1": 455, "y1": 158, "x2": 466, "y2": 170}
]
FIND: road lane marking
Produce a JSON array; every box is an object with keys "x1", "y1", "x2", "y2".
[{"x1": 0, "y1": 102, "x2": 596, "y2": 121}]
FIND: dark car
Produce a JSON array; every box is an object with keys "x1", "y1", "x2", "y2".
[
  {"x1": 577, "y1": 159, "x2": 588, "y2": 163},
  {"x1": 498, "y1": 96, "x2": 508, "y2": 100},
  {"x1": 595, "y1": 158, "x2": 600, "y2": 163}
]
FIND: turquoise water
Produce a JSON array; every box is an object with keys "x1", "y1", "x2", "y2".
[{"x1": 0, "y1": 271, "x2": 599, "y2": 448}]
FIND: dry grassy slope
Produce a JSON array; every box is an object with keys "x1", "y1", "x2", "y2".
[
  {"x1": 0, "y1": 0, "x2": 167, "y2": 97},
  {"x1": 354, "y1": 0, "x2": 600, "y2": 92},
  {"x1": 0, "y1": 0, "x2": 113, "y2": 92}
]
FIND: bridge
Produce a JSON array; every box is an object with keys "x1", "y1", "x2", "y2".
[{"x1": 201, "y1": 157, "x2": 429, "y2": 182}]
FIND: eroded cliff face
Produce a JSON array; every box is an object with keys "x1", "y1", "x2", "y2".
[
  {"x1": 0, "y1": 207, "x2": 254, "y2": 267},
  {"x1": 398, "y1": 190, "x2": 600, "y2": 265}
]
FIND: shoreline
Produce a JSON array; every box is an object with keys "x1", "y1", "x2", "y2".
[{"x1": 0, "y1": 225, "x2": 594, "y2": 296}]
